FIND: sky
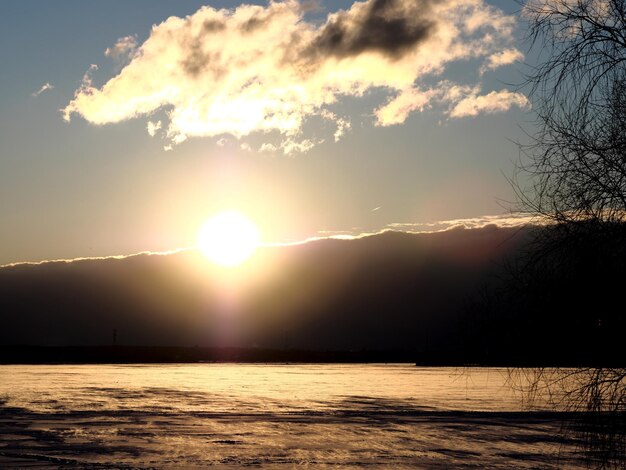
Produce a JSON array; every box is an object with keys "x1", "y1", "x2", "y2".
[{"x1": 0, "y1": 0, "x2": 535, "y2": 266}]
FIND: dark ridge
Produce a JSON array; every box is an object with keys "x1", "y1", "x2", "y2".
[{"x1": 1, "y1": 345, "x2": 624, "y2": 366}]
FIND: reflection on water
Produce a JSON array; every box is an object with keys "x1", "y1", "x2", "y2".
[{"x1": 0, "y1": 364, "x2": 584, "y2": 468}]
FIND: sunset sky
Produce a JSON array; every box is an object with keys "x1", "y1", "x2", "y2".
[{"x1": 0, "y1": 0, "x2": 533, "y2": 266}]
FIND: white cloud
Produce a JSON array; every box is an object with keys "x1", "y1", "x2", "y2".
[
  {"x1": 146, "y1": 120, "x2": 162, "y2": 137},
  {"x1": 449, "y1": 89, "x2": 530, "y2": 118},
  {"x1": 481, "y1": 48, "x2": 524, "y2": 74},
  {"x1": 32, "y1": 82, "x2": 54, "y2": 97},
  {"x1": 333, "y1": 118, "x2": 350, "y2": 142},
  {"x1": 376, "y1": 82, "x2": 528, "y2": 124},
  {"x1": 280, "y1": 138, "x2": 318, "y2": 155},
  {"x1": 259, "y1": 142, "x2": 278, "y2": 153},
  {"x1": 63, "y1": 0, "x2": 523, "y2": 153},
  {"x1": 375, "y1": 87, "x2": 436, "y2": 126},
  {"x1": 171, "y1": 133, "x2": 188, "y2": 145},
  {"x1": 386, "y1": 212, "x2": 546, "y2": 233},
  {"x1": 273, "y1": 212, "x2": 544, "y2": 247}
]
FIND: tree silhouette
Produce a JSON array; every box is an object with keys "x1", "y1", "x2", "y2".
[
  {"x1": 515, "y1": 0, "x2": 626, "y2": 224},
  {"x1": 511, "y1": 1, "x2": 626, "y2": 466}
]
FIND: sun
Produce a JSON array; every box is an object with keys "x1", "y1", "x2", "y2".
[{"x1": 197, "y1": 211, "x2": 260, "y2": 267}]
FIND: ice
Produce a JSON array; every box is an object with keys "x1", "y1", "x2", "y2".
[{"x1": 0, "y1": 364, "x2": 587, "y2": 468}]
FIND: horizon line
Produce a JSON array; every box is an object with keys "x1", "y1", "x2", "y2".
[{"x1": 1, "y1": 213, "x2": 539, "y2": 269}]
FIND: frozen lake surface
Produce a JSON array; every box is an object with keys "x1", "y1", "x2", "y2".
[{"x1": 0, "y1": 364, "x2": 587, "y2": 468}]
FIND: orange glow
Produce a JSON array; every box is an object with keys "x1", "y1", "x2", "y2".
[{"x1": 197, "y1": 210, "x2": 260, "y2": 267}]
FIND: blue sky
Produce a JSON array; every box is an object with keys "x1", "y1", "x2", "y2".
[{"x1": 0, "y1": 0, "x2": 535, "y2": 265}]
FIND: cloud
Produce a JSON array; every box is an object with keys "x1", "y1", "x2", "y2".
[
  {"x1": 316, "y1": 212, "x2": 545, "y2": 242},
  {"x1": 480, "y1": 48, "x2": 524, "y2": 74},
  {"x1": 146, "y1": 120, "x2": 162, "y2": 137},
  {"x1": 376, "y1": 83, "x2": 528, "y2": 124},
  {"x1": 320, "y1": 109, "x2": 350, "y2": 141},
  {"x1": 385, "y1": 212, "x2": 549, "y2": 234},
  {"x1": 63, "y1": 0, "x2": 523, "y2": 153},
  {"x1": 275, "y1": 212, "x2": 543, "y2": 247},
  {"x1": 64, "y1": 64, "x2": 98, "y2": 106},
  {"x1": 32, "y1": 82, "x2": 54, "y2": 97},
  {"x1": 309, "y1": 212, "x2": 544, "y2": 243},
  {"x1": 449, "y1": 89, "x2": 530, "y2": 118},
  {"x1": 0, "y1": 248, "x2": 187, "y2": 269},
  {"x1": 104, "y1": 35, "x2": 139, "y2": 63},
  {"x1": 259, "y1": 142, "x2": 278, "y2": 153},
  {"x1": 280, "y1": 138, "x2": 318, "y2": 155},
  {"x1": 375, "y1": 87, "x2": 436, "y2": 126},
  {"x1": 305, "y1": 0, "x2": 435, "y2": 61}
]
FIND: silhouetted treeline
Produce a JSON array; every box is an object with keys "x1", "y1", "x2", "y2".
[
  {"x1": 461, "y1": 221, "x2": 626, "y2": 366},
  {"x1": 0, "y1": 345, "x2": 439, "y2": 365}
]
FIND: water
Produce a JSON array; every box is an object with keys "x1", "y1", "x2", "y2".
[{"x1": 0, "y1": 364, "x2": 585, "y2": 468}]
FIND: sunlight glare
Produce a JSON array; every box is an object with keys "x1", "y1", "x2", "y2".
[{"x1": 197, "y1": 211, "x2": 260, "y2": 267}]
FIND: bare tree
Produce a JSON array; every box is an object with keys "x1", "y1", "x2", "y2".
[
  {"x1": 516, "y1": 0, "x2": 626, "y2": 224},
  {"x1": 511, "y1": 1, "x2": 626, "y2": 466}
]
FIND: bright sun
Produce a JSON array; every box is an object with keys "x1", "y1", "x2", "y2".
[{"x1": 197, "y1": 211, "x2": 260, "y2": 267}]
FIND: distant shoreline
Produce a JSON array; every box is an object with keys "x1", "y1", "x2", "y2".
[{"x1": 1, "y1": 345, "x2": 622, "y2": 367}]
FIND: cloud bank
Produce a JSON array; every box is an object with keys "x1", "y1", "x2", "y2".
[
  {"x1": 63, "y1": 0, "x2": 526, "y2": 153},
  {"x1": 385, "y1": 212, "x2": 544, "y2": 234}
]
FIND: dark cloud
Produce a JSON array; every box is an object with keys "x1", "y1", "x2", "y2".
[
  {"x1": 202, "y1": 19, "x2": 226, "y2": 33},
  {"x1": 177, "y1": 17, "x2": 226, "y2": 77},
  {"x1": 241, "y1": 14, "x2": 271, "y2": 33},
  {"x1": 181, "y1": 42, "x2": 207, "y2": 77},
  {"x1": 181, "y1": 40, "x2": 224, "y2": 78},
  {"x1": 308, "y1": 0, "x2": 435, "y2": 60}
]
